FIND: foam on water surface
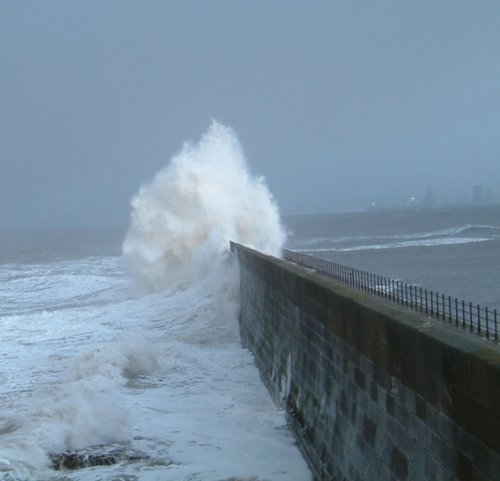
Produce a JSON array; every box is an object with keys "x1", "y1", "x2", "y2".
[
  {"x1": 0, "y1": 123, "x2": 308, "y2": 480},
  {"x1": 0, "y1": 254, "x2": 311, "y2": 480}
]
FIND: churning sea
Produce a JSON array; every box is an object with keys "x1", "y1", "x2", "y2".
[
  {"x1": 0, "y1": 226, "x2": 311, "y2": 481},
  {"x1": 0, "y1": 122, "x2": 307, "y2": 481},
  {"x1": 1, "y1": 202, "x2": 498, "y2": 480}
]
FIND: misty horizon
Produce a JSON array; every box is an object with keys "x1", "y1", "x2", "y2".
[{"x1": 1, "y1": 1, "x2": 499, "y2": 231}]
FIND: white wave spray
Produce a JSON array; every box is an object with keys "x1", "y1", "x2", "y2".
[{"x1": 123, "y1": 121, "x2": 286, "y2": 291}]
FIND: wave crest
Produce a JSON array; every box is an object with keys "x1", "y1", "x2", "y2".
[{"x1": 123, "y1": 121, "x2": 285, "y2": 291}]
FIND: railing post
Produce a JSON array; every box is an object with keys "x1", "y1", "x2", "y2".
[{"x1": 495, "y1": 309, "x2": 498, "y2": 341}]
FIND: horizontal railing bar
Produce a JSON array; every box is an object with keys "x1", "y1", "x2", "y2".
[{"x1": 282, "y1": 249, "x2": 497, "y2": 344}]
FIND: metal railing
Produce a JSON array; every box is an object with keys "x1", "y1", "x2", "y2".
[{"x1": 283, "y1": 249, "x2": 498, "y2": 342}]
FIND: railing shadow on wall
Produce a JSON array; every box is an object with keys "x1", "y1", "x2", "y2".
[{"x1": 283, "y1": 249, "x2": 498, "y2": 342}]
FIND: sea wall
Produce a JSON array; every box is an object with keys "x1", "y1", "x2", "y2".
[{"x1": 231, "y1": 242, "x2": 500, "y2": 481}]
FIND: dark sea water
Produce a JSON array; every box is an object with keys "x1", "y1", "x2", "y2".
[
  {"x1": 283, "y1": 205, "x2": 500, "y2": 311},
  {"x1": 0, "y1": 226, "x2": 126, "y2": 264}
]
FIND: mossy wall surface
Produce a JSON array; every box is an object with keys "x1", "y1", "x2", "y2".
[{"x1": 231, "y1": 242, "x2": 500, "y2": 481}]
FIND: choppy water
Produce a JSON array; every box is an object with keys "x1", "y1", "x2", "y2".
[
  {"x1": 284, "y1": 204, "x2": 500, "y2": 310},
  {"x1": 3, "y1": 119, "x2": 497, "y2": 480},
  {"x1": 1, "y1": 123, "x2": 305, "y2": 480},
  {"x1": 0, "y1": 228, "x2": 311, "y2": 481},
  {"x1": 3, "y1": 203, "x2": 498, "y2": 479}
]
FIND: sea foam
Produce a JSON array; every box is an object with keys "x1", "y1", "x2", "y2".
[{"x1": 123, "y1": 121, "x2": 285, "y2": 292}]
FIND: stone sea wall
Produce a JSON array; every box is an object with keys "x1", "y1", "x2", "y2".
[{"x1": 231, "y1": 242, "x2": 500, "y2": 481}]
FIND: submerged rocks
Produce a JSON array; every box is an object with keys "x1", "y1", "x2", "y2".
[
  {"x1": 50, "y1": 446, "x2": 148, "y2": 471},
  {"x1": 50, "y1": 452, "x2": 116, "y2": 470}
]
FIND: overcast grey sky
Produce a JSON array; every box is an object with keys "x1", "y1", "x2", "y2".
[{"x1": 1, "y1": 1, "x2": 499, "y2": 230}]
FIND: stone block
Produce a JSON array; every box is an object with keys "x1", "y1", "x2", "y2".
[
  {"x1": 362, "y1": 415, "x2": 377, "y2": 448},
  {"x1": 439, "y1": 438, "x2": 458, "y2": 469},
  {"x1": 370, "y1": 381, "x2": 378, "y2": 403},
  {"x1": 354, "y1": 367, "x2": 366, "y2": 390},
  {"x1": 467, "y1": 349, "x2": 500, "y2": 414},
  {"x1": 415, "y1": 394, "x2": 427, "y2": 422},
  {"x1": 456, "y1": 452, "x2": 473, "y2": 481},
  {"x1": 386, "y1": 392, "x2": 395, "y2": 416},
  {"x1": 390, "y1": 446, "x2": 409, "y2": 480},
  {"x1": 424, "y1": 452, "x2": 438, "y2": 481}
]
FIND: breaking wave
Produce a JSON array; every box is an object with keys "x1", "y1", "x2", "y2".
[{"x1": 123, "y1": 121, "x2": 285, "y2": 292}]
